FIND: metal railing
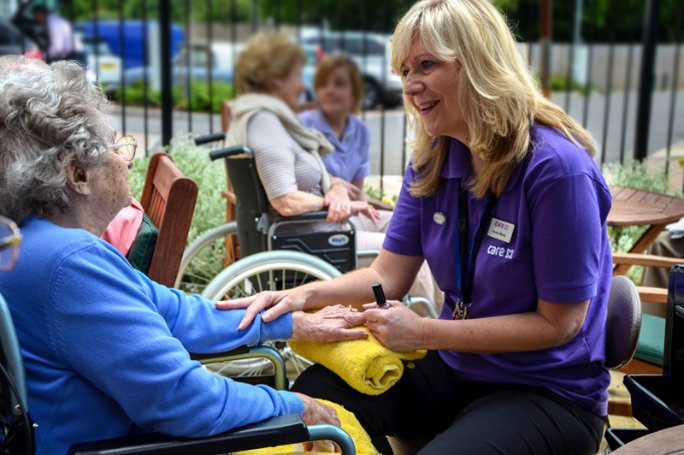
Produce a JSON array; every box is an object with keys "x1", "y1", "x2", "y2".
[{"x1": 5, "y1": 0, "x2": 683, "y2": 183}]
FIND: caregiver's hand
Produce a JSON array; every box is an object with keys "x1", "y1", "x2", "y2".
[
  {"x1": 363, "y1": 301, "x2": 426, "y2": 352},
  {"x1": 292, "y1": 305, "x2": 368, "y2": 343}
]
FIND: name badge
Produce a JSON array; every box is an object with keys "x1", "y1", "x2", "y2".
[{"x1": 487, "y1": 217, "x2": 515, "y2": 243}]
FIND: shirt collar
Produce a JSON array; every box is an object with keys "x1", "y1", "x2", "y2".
[
  {"x1": 312, "y1": 109, "x2": 353, "y2": 139},
  {"x1": 439, "y1": 137, "x2": 527, "y2": 193},
  {"x1": 441, "y1": 138, "x2": 473, "y2": 180}
]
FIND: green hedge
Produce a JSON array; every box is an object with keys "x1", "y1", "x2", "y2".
[{"x1": 113, "y1": 81, "x2": 234, "y2": 113}]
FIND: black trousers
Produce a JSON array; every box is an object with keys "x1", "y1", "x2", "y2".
[{"x1": 291, "y1": 350, "x2": 606, "y2": 455}]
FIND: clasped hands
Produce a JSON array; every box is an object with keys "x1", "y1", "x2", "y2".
[
  {"x1": 215, "y1": 294, "x2": 426, "y2": 353},
  {"x1": 323, "y1": 181, "x2": 380, "y2": 224},
  {"x1": 216, "y1": 294, "x2": 426, "y2": 432}
]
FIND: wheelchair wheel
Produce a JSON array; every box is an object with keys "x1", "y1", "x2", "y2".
[
  {"x1": 174, "y1": 222, "x2": 239, "y2": 294},
  {"x1": 201, "y1": 251, "x2": 341, "y2": 380}
]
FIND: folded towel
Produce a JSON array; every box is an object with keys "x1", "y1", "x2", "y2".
[
  {"x1": 236, "y1": 399, "x2": 379, "y2": 455},
  {"x1": 290, "y1": 327, "x2": 426, "y2": 396}
]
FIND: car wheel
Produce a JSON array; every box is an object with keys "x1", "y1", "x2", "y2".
[{"x1": 362, "y1": 78, "x2": 381, "y2": 110}]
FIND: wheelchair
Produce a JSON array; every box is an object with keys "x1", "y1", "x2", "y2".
[
  {"x1": 177, "y1": 139, "x2": 436, "y2": 379},
  {"x1": 176, "y1": 144, "x2": 381, "y2": 378}
]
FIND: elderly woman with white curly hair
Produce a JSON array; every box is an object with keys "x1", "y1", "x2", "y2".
[{"x1": 0, "y1": 55, "x2": 369, "y2": 455}]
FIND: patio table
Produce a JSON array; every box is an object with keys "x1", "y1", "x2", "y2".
[{"x1": 609, "y1": 185, "x2": 684, "y2": 275}]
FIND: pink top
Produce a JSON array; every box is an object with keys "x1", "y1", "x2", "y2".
[{"x1": 101, "y1": 198, "x2": 144, "y2": 256}]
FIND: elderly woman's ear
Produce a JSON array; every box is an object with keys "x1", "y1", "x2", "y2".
[{"x1": 64, "y1": 163, "x2": 93, "y2": 196}]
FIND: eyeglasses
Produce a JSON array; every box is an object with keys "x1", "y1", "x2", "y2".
[
  {"x1": 110, "y1": 135, "x2": 137, "y2": 161},
  {"x1": 0, "y1": 215, "x2": 22, "y2": 271}
]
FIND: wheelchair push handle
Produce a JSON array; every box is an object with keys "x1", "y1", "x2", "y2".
[
  {"x1": 193, "y1": 132, "x2": 226, "y2": 146},
  {"x1": 209, "y1": 145, "x2": 253, "y2": 162}
]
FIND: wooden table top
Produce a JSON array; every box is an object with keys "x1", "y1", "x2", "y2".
[
  {"x1": 612, "y1": 425, "x2": 684, "y2": 454},
  {"x1": 608, "y1": 185, "x2": 684, "y2": 227}
]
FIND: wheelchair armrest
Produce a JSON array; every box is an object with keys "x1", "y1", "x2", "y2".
[
  {"x1": 274, "y1": 211, "x2": 330, "y2": 224},
  {"x1": 68, "y1": 415, "x2": 309, "y2": 455},
  {"x1": 190, "y1": 345, "x2": 288, "y2": 390},
  {"x1": 209, "y1": 146, "x2": 252, "y2": 161},
  {"x1": 192, "y1": 132, "x2": 226, "y2": 146}
]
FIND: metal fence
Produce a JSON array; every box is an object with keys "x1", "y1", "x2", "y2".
[{"x1": 5, "y1": 0, "x2": 684, "y2": 183}]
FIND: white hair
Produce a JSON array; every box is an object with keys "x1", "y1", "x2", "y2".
[{"x1": 0, "y1": 56, "x2": 111, "y2": 223}]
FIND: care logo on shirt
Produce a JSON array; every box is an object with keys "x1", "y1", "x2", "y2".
[{"x1": 487, "y1": 245, "x2": 515, "y2": 259}]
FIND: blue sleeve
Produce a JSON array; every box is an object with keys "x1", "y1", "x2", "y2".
[
  {"x1": 47, "y1": 243, "x2": 303, "y2": 437},
  {"x1": 352, "y1": 121, "x2": 371, "y2": 181},
  {"x1": 140, "y1": 277, "x2": 292, "y2": 352}
]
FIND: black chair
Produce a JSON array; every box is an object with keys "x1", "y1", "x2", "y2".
[{"x1": 0, "y1": 292, "x2": 356, "y2": 454}]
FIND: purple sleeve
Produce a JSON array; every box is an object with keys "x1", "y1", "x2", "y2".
[
  {"x1": 383, "y1": 166, "x2": 424, "y2": 256},
  {"x1": 530, "y1": 174, "x2": 611, "y2": 302}
]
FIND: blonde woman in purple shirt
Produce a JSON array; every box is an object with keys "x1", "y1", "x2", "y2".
[{"x1": 220, "y1": 1, "x2": 611, "y2": 453}]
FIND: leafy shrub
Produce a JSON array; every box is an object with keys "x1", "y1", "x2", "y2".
[{"x1": 365, "y1": 185, "x2": 398, "y2": 206}]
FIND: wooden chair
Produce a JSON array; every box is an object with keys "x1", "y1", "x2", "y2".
[{"x1": 139, "y1": 153, "x2": 198, "y2": 287}]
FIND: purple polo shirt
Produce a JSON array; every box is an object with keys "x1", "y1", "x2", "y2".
[
  {"x1": 300, "y1": 109, "x2": 371, "y2": 182},
  {"x1": 384, "y1": 126, "x2": 613, "y2": 416}
]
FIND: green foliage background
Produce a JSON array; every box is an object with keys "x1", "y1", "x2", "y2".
[{"x1": 60, "y1": 0, "x2": 682, "y2": 43}]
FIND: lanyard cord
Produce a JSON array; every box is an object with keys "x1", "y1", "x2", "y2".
[{"x1": 454, "y1": 187, "x2": 498, "y2": 312}]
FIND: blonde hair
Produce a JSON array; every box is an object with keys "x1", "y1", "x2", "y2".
[
  {"x1": 391, "y1": 0, "x2": 596, "y2": 198},
  {"x1": 313, "y1": 54, "x2": 364, "y2": 114},
  {"x1": 234, "y1": 33, "x2": 306, "y2": 95}
]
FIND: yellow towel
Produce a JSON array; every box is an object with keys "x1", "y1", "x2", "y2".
[
  {"x1": 235, "y1": 400, "x2": 379, "y2": 455},
  {"x1": 289, "y1": 327, "x2": 426, "y2": 396}
]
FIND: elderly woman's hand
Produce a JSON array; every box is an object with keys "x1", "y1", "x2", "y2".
[
  {"x1": 323, "y1": 183, "x2": 352, "y2": 223},
  {"x1": 291, "y1": 305, "x2": 368, "y2": 343},
  {"x1": 293, "y1": 392, "x2": 340, "y2": 428},
  {"x1": 349, "y1": 200, "x2": 381, "y2": 223}
]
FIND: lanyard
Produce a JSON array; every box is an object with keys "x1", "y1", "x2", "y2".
[{"x1": 453, "y1": 187, "x2": 497, "y2": 320}]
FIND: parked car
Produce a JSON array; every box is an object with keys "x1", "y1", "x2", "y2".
[
  {"x1": 81, "y1": 36, "x2": 123, "y2": 92},
  {"x1": 0, "y1": 18, "x2": 43, "y2": 59},
  {"x1": 301, "y1": 30, "x2": 402, "y2": 109}
]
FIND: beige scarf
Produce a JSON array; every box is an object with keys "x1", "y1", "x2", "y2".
[{"x1": 225, "y1": 93, "x2": 333, "y2": 192}]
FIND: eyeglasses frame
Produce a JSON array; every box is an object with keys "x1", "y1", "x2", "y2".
[
  {"x1": 110, "y1": 135, "x2": 137, "y2": 162},
  {"x1": 0, "y1": 215, "x2": 22, "y2": 271}
]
